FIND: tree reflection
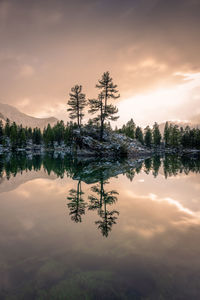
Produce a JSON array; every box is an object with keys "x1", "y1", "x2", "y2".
[
  {"x1": 152, "y1": 156, "x2": 161, "y2": 177},
  {"x1": 67, "y1": 180, "x2": 87, "y2": 223},
  {"x1": 88, "y1": 179, "x2": 119, "y2": 237},
  {"x1": 126, "y1": 168, "x2": 135, "y2": 181},
  {"x1": 144, "y1": 157, "x2": 152, "y2": 174}
]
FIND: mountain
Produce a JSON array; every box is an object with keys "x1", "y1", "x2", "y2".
[
  {"x1": 0, "y1": 103, "x2": 58, "y2": 128},
  {"x1": 0, "y1": 169, "x2": 57, "y2": 194}
]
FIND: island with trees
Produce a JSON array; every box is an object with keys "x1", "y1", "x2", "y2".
[{"x1": 0, "y1": 71, "x2": 200, "y2": 158}]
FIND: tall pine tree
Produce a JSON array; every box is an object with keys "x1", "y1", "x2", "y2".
[
  {"x1": 164, "y1": 121, "x2": 170, "y2": 147},
  {"x1": 144, "y1": 126, "x2": 152, "y2": 147},
  {"x1": 153, "y1": 122, "x2": 161, "y2": 146},
  {"x1": 67, "y1": 85, "x2": 87, "y2": 128},
  {"x1": 90, "y1": 72, "x2": 119, "y2": 140}
]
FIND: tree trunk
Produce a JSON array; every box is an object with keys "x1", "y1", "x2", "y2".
[{"x1": 100, "y1": 96, "x2": 104, "y2": 141}]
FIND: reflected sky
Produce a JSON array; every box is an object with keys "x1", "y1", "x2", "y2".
[{"x1": 0, "y1": 155, "x2": 200, "y2": 299}]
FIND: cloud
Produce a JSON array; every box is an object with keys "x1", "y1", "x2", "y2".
[
  {"x1": 19, "y1": 64, "x2": 35, "y2": 77},
  {"x1": 0, "y1": 0, "x2": 200, "y2": 122}
]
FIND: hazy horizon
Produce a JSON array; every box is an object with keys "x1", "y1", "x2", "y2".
[{"x1": 0, "y1": 0, "x2": 200, "y2": 126}]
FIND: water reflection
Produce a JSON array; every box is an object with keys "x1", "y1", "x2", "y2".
[
  {"x1": 1, "y1": 153, "x2": 200, "y2": 183},
  {"x1": 89, "y1": 180, "x2": 119, "y2": 237},
  {"x1": 0, "y1": 153, "x2": 200, "y2": 299},
  {"x1": 67, "y1": 180, "x2": 86, "y2": 223},
  {"x1": 1, "y1": 153, "x2": 199, "y2": 238}
]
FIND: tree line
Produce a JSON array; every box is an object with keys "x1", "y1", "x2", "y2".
[
  {"x1": 0, "y1": 118, "x2": 75, "y2": 149},
  {"x1": 117, "y1": 118, "x2": 200, "y2": 149}
]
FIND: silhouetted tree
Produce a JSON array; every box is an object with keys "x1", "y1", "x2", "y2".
[
  {"x1": 153, "y1": 122, "x2": 161, "y2": 146},
  {"x1": 164, "y1": 122, "x2": 170, "y2": 147},
  {"x1": 67, "y1": 85, "x2": 87, "y2": 128},
  {"x1": 120, "y1": 118, "x2": 136, "y2": 139},
  {"x1": 0, "y1": 120, "x2": 4, "y2": 144},
  {"x1": 135, "y1": 126, "x2": 144, "y2": 144},
  {"x1": 89, "y1": 72, "x2": 119, "y2": 140},
  {"x1": 4, "y1": 118, "x2": 10, "y2": 137},
  {"x1": 144, "y1": 126, "x2": 152, "y2": 147}
]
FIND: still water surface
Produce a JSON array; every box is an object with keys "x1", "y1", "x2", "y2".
[{"x1": 0, "y1": 154, "x2": 200, "y2": 299}]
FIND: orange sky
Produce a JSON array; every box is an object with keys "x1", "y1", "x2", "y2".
[{"x1": 0, "y1": 0, "x2": 200, "y2": 126}]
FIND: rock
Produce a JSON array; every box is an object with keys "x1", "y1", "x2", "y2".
[{"x1": 71, "y1": 128, "x2": 150, "y2": 158}]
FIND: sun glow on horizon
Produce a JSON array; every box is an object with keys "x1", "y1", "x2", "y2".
[{"x1": 117, "y1": 72, "x2": 200, "y2": 127}]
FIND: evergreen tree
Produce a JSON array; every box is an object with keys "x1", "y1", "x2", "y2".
[
  {"x1": 5, "y1": 118, "x2": 10, "y2": 137},
  {"x1": 144, "y1": 126, "x2": 152, "y2": 147},
  {"x1": 43, "y1": 124, "x2": 54, "y2": 147},
  {"x1": 27, "y1": 127, "x2": 33, "y2": 140},
  {"x1": 89, "y1": 72, "x2": 119, "y2": 140},
  {"x1": 96, "y1": 71, "x2": 120, "y2": 108},
  {"x1": 88, "y1": 92, "x2": 105, "y2": 139},
  {"x1": 32, "y1": 128, "x2": 42, "y2": 145},
  {"x1": 181, "y1": 126, "x2": 190, "y2": 148},
  {"x1": 164, "y1": 122, "x2": 170, "y2": 147},
  {"x1": 10, "y1": 122, "x2": 18, "y2": 149},
  {"x1": 135, "y1": 126, "x2": 144, "y2": 144},
  {"x1": 67, "y1": 85, "x2": 87, "y2": 128},
  {"x1": 153, "y1": 122, "x2": 161, "y2": 146},
  {"x1": 53, "y1": 121, "x2": 65, "y2": 145},
  {"x1": 0, "y1": 120, "x2": 4, "y2": 144},
  {"x1": 18, "y1": 125, "x2": 26, "y2": 147},
  {"x1": 170, "y1": 125, "x2": 180, "y2": 148},
  {"x1": 121, "y1": 118, "x2": 136, "y2": 139},
  {"x1": 64, "y1": 122, "x2": 73, "y2": 145}
]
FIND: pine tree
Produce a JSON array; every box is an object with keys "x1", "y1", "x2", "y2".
[
  {"x1": 5, "y1": 118, "x2": 10, "y2": 137},
  {"x1": 27, "y1": 127, "x2": 33, "y2": 140},
  {"x1": 18, "y1": 125, "x2": 26, "y2": 147},
  {"x1": 0, "y1": 120, "x2": 4, "y2": 144},
  {"x1": 164, "y1": 122, "x2": 170, "y2": 147},
  {"x1": 96, "y1": 71, "x2": 120, "y2": 108},
  {"x1": 144, "y1": 126, "x2": 152, "y2": 147},
  {"x1": 33, "y1": 128, "x2": 42, "y2": 145},
  {"x1": 135, "y1": 126, "x2": 144, "y2": 144},
  {"x1": 121, "y1": 118, "x2": 136, "y2": 139},
  {"x1": 10, "y1": 122, "x2": 18, "y2": 149},
  {"x1": 43, "y1": 124, "x2": 54, "y2": 147},
  {"x1": 67, "y1": 85, "x2": 87, "y2": 128},
  {"x1": 90, "y1": 72, "x2": 119, "y2": 140},
  {"x1": 88, "y1": 92, "x2": 105, "y2": 139},
  {"x1": 170, "y1": 125, "x2": 180, "y2": 148},
  {"x1": 53, "y1": 121, "x2": 65, "y2": 145},
  {"x1": 153, "y1": 122, "x2": 161, "y2": 146}
]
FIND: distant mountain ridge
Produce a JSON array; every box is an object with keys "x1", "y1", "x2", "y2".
[{"x1": 0, "y1": 103, "x2": 58, "y2": 128}]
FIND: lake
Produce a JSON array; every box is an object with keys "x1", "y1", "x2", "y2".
[{"x1": 0, "y1": 154, "x2": 200, "y2": 299}]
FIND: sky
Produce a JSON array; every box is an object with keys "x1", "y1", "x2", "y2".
[{"x1": 0, "y1": 0, "x2": 200, "y2": 126}]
